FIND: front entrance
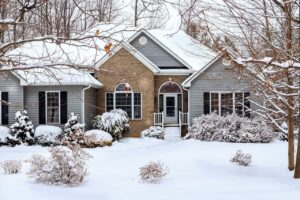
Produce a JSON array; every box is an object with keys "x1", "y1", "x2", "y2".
[{"x1": 164, "y1": 94, "x2": 178, "y2": 124}]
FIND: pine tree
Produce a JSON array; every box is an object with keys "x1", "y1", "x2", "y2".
[{"x1": 10, "y1": 110, "x2": 34, "y2": 145}]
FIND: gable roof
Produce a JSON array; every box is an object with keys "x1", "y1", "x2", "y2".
[
  {"x1": 128, "y1": 29, "x2": 217, "y2": 71},
  {"x1": 182, "y1": 54, "x2": 222, "y2": 88},
  {"x1": 13, "y1": 67, "x2": 103, "y2": 88},
  {"x1": 96, "y1": 42, "x2": 160, "y2": 74}
]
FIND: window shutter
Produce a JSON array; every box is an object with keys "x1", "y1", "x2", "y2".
[
  {"x1": 60, "y1": 91, "x2": 68, "y2": 124},
  {"x1": 39, "y1": 92, "x2": 46, "y2": 124},
  {"x1": 177, "y1": 94, "x2": 182, "y2": 112},
  {"x1": 203, "y1": 92, "x2": 210, "y2": 115},
  {"x1": 244, "y1": 92, "x2": 251, "y2": 117},
  {"x1": 1, "y1": 92, "x2": 8, "y2": 125}
]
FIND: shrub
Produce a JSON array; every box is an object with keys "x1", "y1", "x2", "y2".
[
  {"x1": 27, "y1": 146, "x2": 91, "y2": 186},
  {"x1": 139, "y1": 161, "x2": 169, "y2": 184},
  {"x1": 0, "y1": 126, "x2": 19, "y2": 146},
  {"x1": 10, "y1": 110, "x2": 34, "y2": 145},
  {"x1": 92, "y1": 109, "x2": 130, "y2": 141},
  {"x1": 35, "y1": 125, "x2": 62, "y2": 146},
  {"x1": 61, "y1": 113, "x2": 84, "y2": 145},
  {"x1": 186, "y1": 113, "x2": 275, "y2": 143},
  {"x1": 230, "y1": 150, "x2": 252, "y2": 166},
  {"x1": 84, "y1": 130, "x2": 113, "y2": 148},
  {"x1": 141, "y1": 126, "x2": 165, "y2": 139},
  {"x1": 1, "y1": 160, "x2": 22, "y2": 174}
]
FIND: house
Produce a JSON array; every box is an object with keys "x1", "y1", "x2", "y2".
[{"x1": 0, "y1": 25, "x2": 257, "y2": 137}]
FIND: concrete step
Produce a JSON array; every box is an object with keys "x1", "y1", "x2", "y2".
[{"x1": 164, "y1": 127, "x2": 181, "y2": 140}]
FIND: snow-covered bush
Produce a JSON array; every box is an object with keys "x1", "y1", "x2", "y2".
[
  {"x1": 10, "y1": 110, "x2": 34, "y2": 145},
  {"x1": 139, "y1": 161, "x2": 169, "y2": 184},
  {"x1": 61, "y1": 113, "x2": 84, "y2": 146},
  {"x1": 27, "y1": 146, "x2": 91, "y2": 186},
  {"x1": 0, "y1": 126, "x2": 14, "y2": 146},
  {"x1": 186, "y1": 113, "x2": 275, "y2": 143},
  {"x1": 230, "y1": 150, "x2": 252, "y2": 166},
  {"x1": 84, "y1": 130, "x2": 113, "y2": 148},
  {"x1": 35, "y1": 125, "x2": 62, "y2": 146},
  {"x1": 92, "y1": 109, "x2": 130, "y2": 141},
  {"x1": 141, "y1": 126, "x2": 165, "y2": 139},
  {"x1": 1, "y1": 160, "x2": 22, "y2": 174},
  {"x1": 278, "y1": 122, "x2": 288, "y2": 141}
]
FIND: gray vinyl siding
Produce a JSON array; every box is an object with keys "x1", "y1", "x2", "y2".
[
  {"x1": 130, "y1": 33, "x2": 186, "y2": 68},
  {"x1": 84, "y1": 88, "x2": 98, "y2": 130},
  {"x1": 24, "y1": 86, "x2": 83, "y2": 129},
  {"x1": 189, "y1": 58, "x2": 261, "y2": 125},
  {"x1": 0, "y1": 73, "x2": 23, "y2": 125}
]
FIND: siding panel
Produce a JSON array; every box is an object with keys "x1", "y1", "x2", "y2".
[
  {"x1": 189, "y1": 58, "x2": 261, "y2": 125},
  {"x1": 130, "y1": 33, "x2": 186, "y2": 68},
  {"x1": 0, "y1": 73, "x2": 23, "y2": 125},
  {"x1": 24, "y1": 86, "x2": 83, "y2": 129}
]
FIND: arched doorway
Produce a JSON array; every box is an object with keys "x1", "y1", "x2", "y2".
[{"x1": 158, "y1": 81, "x2": 183, "y2": 124}]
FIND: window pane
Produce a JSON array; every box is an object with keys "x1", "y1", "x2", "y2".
[
  {"x1": 211, "y1": 93, "x2": 219, "y2": 114},
  {"x1": 134, "y1": 93, "x2": 141, "y2": 119},
  {"x1": 106, "y1": 93, "x2": 114, "y2": 112},
  {"x1": 235, "y1": 93, "x2": 244, "y2": 116},
  {"x1": 116, "y1": 93, "x2": 132, "y2": 118},
  {"x1": 47, "y1": 92, "x2": 59, "y2": 123},
  {"x1": 221, "y1": 93, "x2": 233, "y2": 115},
  {"x1": 115, "y1": 83, "x2": 132, "y2": 92}
]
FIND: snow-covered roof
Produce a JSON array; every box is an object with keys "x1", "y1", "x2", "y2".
[
  {"x1": 13, "y1": 67, "x2": 102, "y2": 88},
  {"x1": 146, "y1": 29, "x2": 217, "y2": 71}
]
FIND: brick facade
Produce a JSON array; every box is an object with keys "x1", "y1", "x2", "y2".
[{"x1": 96, "y1": 48, "x2": 190, "y2": 137}]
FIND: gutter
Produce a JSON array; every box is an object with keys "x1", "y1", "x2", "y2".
[{"x1": 82, "y1": 84, "x2": 91, "y2": 132}]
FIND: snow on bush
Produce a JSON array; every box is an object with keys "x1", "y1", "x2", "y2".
[
  {"x1": 186, "y1": 113, "x2": 275, "y2": 143},
  {"x1": 27, "y1": 146, "x2": 91, "y2": 186},
  {"x1": 278, "y1": 122, "x2": 288, "y2": 141},
  {"x1": 10, "y1": 110, "x2": 34, "y2": 145},
  {"x1": 92, "y1": 109, "x2": 130, "y2": 141},
  {"x1": 84, "y1": 130, "x2": 113, "y2": 147},
  {"x1": 139, "y1": 161, "x2": 169, "y2": 184},
  {"x1": 1, "y1": 160, "x2": 22, "y2": 174},
  {"x1": 0, "y1": 126, "x2": 12, "y2": 145},
  {"x1": 141, "y1": 126, "x2": 165, "y2": 139},
  {"x1": 35, "y1": 125, "x2": 62, "y2": 146},
  {"x1": 230, "y1": 150, "x2": 252, "y2": 166},
  {"x1": 61, "y1": 113, "x2": 84, "y2": 146}
]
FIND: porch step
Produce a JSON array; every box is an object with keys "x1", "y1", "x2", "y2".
[
  {"x1": 164, "y1": 124, "x2": 179, "y2": 127},
  {"x1": 164, "y1": 127, "x2": 181, "y2": 140}
]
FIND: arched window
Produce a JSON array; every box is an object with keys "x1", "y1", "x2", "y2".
[{"x1": 105, "y1": 83, "x2": 142, "y2": 119}]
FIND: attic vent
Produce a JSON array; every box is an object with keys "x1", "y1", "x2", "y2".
[{"x1": 139, "y1": 36, "x2": 147, "y2": 45}]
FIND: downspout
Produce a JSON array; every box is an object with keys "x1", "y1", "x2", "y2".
[{"x1": 82, "y1": 85, "x2": 91, "y2": 132}]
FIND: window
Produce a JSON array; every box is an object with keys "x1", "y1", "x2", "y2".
[
  {"x1": 106, "y1": 83, "x2": 142, "y2": 119},
  {"x1": 106, "y1": 93, "x2": 114, "y2": 112},
  {"x1": 208, "y1": 92, "x2": 250, "y2": 117},
  {"x1": 46, "y1": 92, "x2": 60, "y2": 123}
]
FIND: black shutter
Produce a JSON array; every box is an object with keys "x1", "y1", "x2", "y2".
[
  {"x1": 244, "y1": 92, "x2": 251, "y2": 118},
  {"x1": 203, "y1": 92, "x2": 210, "y2": 115},
  {"x1": 39, "y1": 92, "x2": 46, "y2": 124},
  {"x1": 1, "y1": 92, "x2": 8, "y2": 125},
  {"x1": 60, "y1": 91, "x2": 68, "y2": 124},
  {"x1": 159, "y1": 94, "x2": 163, "y2": 112}
]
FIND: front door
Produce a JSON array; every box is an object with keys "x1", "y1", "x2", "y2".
[{"x1": 164, "y1": 94, "x2": 177, "y2": 124}]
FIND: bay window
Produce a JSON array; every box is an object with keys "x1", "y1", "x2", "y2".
[{"x1": 106, "y1": 83, "x2": 142, "y2": 119}]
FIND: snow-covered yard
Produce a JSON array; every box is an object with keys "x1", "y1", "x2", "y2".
[{"x1": 0, "y1": 138, "x2": 299, "y2": 200}]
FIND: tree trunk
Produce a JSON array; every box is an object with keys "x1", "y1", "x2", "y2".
[{"x1": 134, "y1": 0, "x2": 138, "y2": 27}]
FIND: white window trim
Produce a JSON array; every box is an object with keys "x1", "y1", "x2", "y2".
[
  {"x1": 105, "y1": 83, "x2": 142, "y2": 120},
  {"x1": 209, "y1": 91, "x2": 248, "y2": 117},
  {"x1": 45, "y1": 91, "x2": 61, "y2": 124}
]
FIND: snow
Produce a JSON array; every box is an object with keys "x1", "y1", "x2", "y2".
[
  {"x1": 0, "y1": 126, "x2": 11, "y2": 143},
  {"x1": 35, "y1": 125, "x2": 62, "y2": 143},
  {"x1": 85, "y1": 130, "x2": 113, "y2": 142},
  {"x1": 164, "y1": 127, "x2": 180, "y2": 140},
  {"x1": 0, "y1": 139, "x2": 299, "y2": 200},
  {"x1": 148, "y1": 29, "x2": 217, "y2": 71},
  {"x1": 14, "y1": 67, "x2": 102, "y2": 88}
]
